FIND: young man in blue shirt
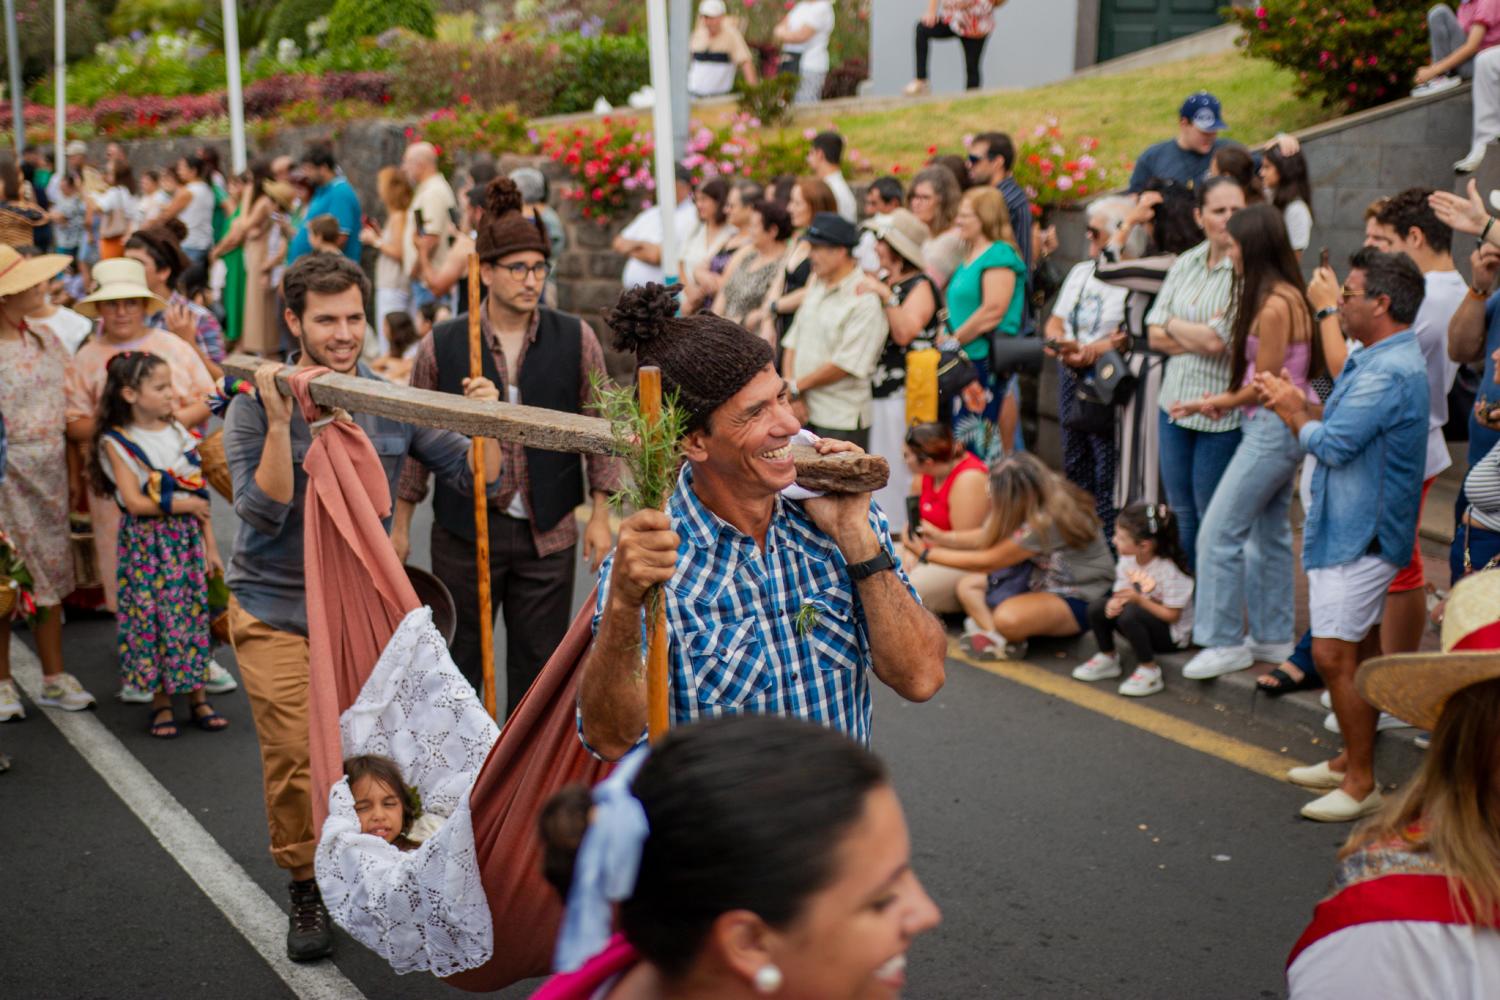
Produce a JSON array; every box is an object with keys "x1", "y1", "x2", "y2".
[{"x1": 285, "y1": 144, "x2": 363, "y2": 266}]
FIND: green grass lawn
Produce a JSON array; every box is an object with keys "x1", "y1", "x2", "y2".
[{"x1": 769, "y1": 52, "x2": 1332, "y2": 187}]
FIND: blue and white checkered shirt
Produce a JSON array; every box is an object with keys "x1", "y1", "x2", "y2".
[{"x1": 588, "y1": 465, "x2": 919, "y2": 750}]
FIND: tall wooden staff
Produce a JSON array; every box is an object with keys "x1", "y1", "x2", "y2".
[
  {"x1": 638, "y1": 366, "x2": 670, "y2": 743},
  {"x1": 468, "y1": 252, "x2": 497, "y2": 718}
]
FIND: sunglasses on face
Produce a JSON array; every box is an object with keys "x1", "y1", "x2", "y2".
[
  {"x1": 966, "y1": 154, "x2": 982, "y2": 165},
  {"x1": 1340, "y1": 285, "x2": 1368, "y2": 301}
]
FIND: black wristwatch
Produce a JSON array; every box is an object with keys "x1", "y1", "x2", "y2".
[{"x1": 847, "y1": 549, "x2": 896, "y2": 582}]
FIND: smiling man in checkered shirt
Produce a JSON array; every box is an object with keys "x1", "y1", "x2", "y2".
[{"x1": 577, "y1": 284, "x2": 948, "y2": 761}]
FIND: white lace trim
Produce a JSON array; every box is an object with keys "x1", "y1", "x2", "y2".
[{"x1": 315, "y1": 607, "x2": 501, "y2": 976}]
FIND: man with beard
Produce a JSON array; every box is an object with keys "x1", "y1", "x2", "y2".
[{"x1": 222, "y1": 253, "x2": 503, "y2": 962}]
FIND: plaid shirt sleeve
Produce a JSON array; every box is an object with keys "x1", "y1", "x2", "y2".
[
  {"x1": 396, "y1": 335, "x2": 440, "y2": 505},
  {"x1": 194, "y1": 305, "x2": 226, "y2": 363}
]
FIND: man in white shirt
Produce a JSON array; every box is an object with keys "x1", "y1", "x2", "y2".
[
  {"x1": 614, "y1": 167, "x2": 699, "y2": 289},
  {"x1": 775, "y1": 0, "x2": 835, "y2": 104},
  {"x1": 402, "y1": 141, "x2": 458, "y2": 307},
  {"x1": 1365, "y1": 187, "x2": 1465, "y2": 656},
  {"x1": 807, "y1": 131, "x2": 857, "y2": 223},
  {"x1": 854, "y1": 176, "x2": 904, "y2": 273},
  {"x1": 687, "y1": 0, "x2": 759, "y2": 98},
  {"x1": 782, "y1": 213, "x2": 890, "y2": 449}
]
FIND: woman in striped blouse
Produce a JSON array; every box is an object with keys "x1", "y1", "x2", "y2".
[{"x1": 1144, "y1": 176, "x2": 1246, "y2": 570}]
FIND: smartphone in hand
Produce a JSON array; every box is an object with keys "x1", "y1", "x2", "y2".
[
  {"x1": 1319, "y1": 247, "x2": 1330, "y2": 270},
  {"x1": 906, "y1": 496, "x2": 923, "y2": 536}
]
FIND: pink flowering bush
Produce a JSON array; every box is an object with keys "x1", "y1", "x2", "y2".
[
  {"x1": 1225, "y1": 1, "x2": 1428, "y2": 111},
  {"x1": 538, "y1": 118, "x2": 657, "y2": 225},
  {"x1": 1009, "y1": 119, "x2": 1115, "y2": 212}
]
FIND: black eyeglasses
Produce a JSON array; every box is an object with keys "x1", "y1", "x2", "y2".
[{"x1": 498, "y1": 261, "x2": 552, "y2": 281}]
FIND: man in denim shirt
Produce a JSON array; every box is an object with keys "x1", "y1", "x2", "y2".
[
  {"x1": 223, "y1": 254, "x2": 503, "y2": 962},
  {"x1": 1257, "y1": 249, "x2": 1429, "y2": 824}
]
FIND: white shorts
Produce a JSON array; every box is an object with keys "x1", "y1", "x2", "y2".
[{"x1": 1307, "y1": 554, "x2": 1399, "y2": 642}]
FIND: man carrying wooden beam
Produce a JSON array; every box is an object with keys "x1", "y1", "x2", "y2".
[
  {"x1": 393, "y1": 178, "x2": 620, "y2": 714},
  {"x1": 220, "y1": 253, "x2": 504, "y2": 963},
  {"x1": 577, "y1": 284, "x2": 948, "y2": 762}
]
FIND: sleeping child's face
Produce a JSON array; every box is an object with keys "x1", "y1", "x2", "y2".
[{"x1": 351, "y1": 774, "x2": 404, "y2": 844}]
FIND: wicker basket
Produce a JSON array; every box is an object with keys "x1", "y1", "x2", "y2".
[{"x1": 199, "y1": 429, "x2": 234, "y2": 502}]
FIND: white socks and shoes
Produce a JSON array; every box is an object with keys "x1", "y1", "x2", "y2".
[
  {"x1": 1456, "y1": 141, "x2": 1489, "y2": 174},
  {"x1": 1287, "y1": 759, "x2": 1344, "y2": 790},
  {"x1": 1072, "y1": 652, "x2": 1122, "y2": 682},
  {"x1": 1411, "y1": 75, "x2": 1462, "y2": 98},
  {"x1": 0, "y1": 679, "x2": 24, "y2": 721},
  {"x1": 1182, "y1": 645, "x2": 1253, "y2": 680}
]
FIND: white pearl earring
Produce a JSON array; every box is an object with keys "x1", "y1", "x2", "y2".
[{"x1": 753, "y1": 964, "x2": 784, "y2": 994}]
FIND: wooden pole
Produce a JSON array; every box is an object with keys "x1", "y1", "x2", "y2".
[
  {"x1": 468, "y1": 253, "x2": 497, "y2": 719},
  {"x1": 638, "y1": 366, "x2": 670, "y2": 744},
  {"x1": 221, "y1": 354, "x2": 892, "y2": 494}
]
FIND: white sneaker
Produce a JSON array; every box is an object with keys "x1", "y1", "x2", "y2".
[
  {"x1": 36, "y1": 673, "x2": 96, "y2": 712},
  {"x1": 116, "y1": 684, "x2": 153, "y2": 704},
  {"x1": 1118, "y1": 665, "x2": 1164, "y2": 697},
  {"x1": 1181, "y1": 645, "x2": 1253, "y2": 680},
  {"x1": 1456, "y1": 142, "x2": 1488, "y2": 174},
  {"x1": 962, "y1": 616, "x2": 979, "y2": 636},
  {"x1": 1411, "y1": 75, "x2": 1462, "y2": 98},
  {"x1": 1323, "y1": 711, "x2": 1413, "y2": 734},
  {"x1": 0, "y1": 679, "x2": 24, "y2": 722},
  {"x1": 1248, "y1": 640, "x2": 1294, "y2": 663},
  {"x1": 205, "y1": 662, "x2": 238, "y2": 695},
  {"x1": 1319, "y1": 689, "x2": 1332, "y2": 710},
  {"x1": 1072, "y1": 652, "x2": 1122, "y2": 682},
  {"x1": 1301, "y1": 787, "x2": 1383, "y2": 823}
]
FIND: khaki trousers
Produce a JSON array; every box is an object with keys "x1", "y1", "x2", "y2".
[{"x1": 227, "y1": 596, "x2": 315, "y2": 872}]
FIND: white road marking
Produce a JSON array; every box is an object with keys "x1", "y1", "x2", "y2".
[{"x1": 11, "y1": 648, "x2": 367, "y2": 1000}]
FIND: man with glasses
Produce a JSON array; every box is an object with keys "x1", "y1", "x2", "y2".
[
  {"x1": 1256, "y1": 249, "x2": 1429, "y2": 823},
  {"x1": 396, "y1": 182, "x2": 620, "y2": 713}
]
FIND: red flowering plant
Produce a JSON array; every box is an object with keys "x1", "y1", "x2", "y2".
[
  {"x1": 537, "y1": 117, "x2": 656, "y2": 225},
  {"x1": 1225, "y1": 1, "x2": 1428, "y2": 112},
  {"x1": 407, "y1": 102, "x2": 532, "y2": 174},
  {"x1": 680, "y1": 113, "x2": 816, "y2": 185},
  {"x1": 0, "y1": 528, "x2": 40, "y2": 627},
  {"x1": 1006, "y1": 118, "x2": 1115, "y2": 212}
]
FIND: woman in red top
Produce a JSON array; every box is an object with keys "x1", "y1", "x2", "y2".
[{"x1": 899, "y1": 421, "x2": 988, "y2": 613}]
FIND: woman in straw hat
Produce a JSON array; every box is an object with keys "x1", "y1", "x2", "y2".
[
  {"x1": 1286, "y1": 571, "x2": 1500, "y2": 998},
  {"x1": 0, "y1": 245, "x2": 98, "y2": 723},
  {"x1": 65, "y1": 257, "x2": 215, "y2": 618}
]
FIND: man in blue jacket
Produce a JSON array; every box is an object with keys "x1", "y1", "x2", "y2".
[{"x1": 1256, "y1": 249, "x2": 1429, "y2": 824}]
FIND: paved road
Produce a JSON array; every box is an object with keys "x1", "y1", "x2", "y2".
[{"x1": 0, "y1": 494, "x2": 1383, "y2": 999}]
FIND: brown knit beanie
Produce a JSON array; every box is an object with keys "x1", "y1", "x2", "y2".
[
  {"x1": 475, "y1": 177, "x2": 550, "y2": 261},
  {"x1": 605, "y1": 283, "x2": 775, "y2": 431}
]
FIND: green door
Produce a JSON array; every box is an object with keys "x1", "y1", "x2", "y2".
[{"x1": 1097, "y1": 0, "x2": 1225, "y2": 62}]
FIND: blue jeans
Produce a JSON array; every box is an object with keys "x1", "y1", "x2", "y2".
[
  {"x1": 1156, "y1": 410, "x2": 1242, "y2": 571},
  {"x1": 1192, "y1": 408, "x2": 1299, "y2": 648}
]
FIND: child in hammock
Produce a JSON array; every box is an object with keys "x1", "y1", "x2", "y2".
[{"x1": 345, "y1": 754, "x2": 431, "y2": 852}]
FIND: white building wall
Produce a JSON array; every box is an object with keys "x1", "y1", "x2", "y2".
[{"x1": 867, "y1": 0, "x2": 1081, "y2": 98}]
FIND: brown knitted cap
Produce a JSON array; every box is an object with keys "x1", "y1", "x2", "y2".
[
  {"x1": 606, "y1": 283, "x2": 775, "y2": 430},
  {"x1": 475, "y1": 177, "x2": 550, "y2": 261}
]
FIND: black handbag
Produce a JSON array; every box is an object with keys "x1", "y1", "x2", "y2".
[
  {"x1": 988, "y1": 329, "x2": 1044, "y2": 376},
  {"x1": 1076, "y1": 348, "x2": 1136, "y2": 407}
]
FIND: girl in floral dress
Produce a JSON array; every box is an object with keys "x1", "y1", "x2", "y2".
[
  {"x1": 88, "y1": 351, "x2": 226, "y2": 738},
  {"x1": 0, "y1": 245, "x2": 96, "y2": 723}
]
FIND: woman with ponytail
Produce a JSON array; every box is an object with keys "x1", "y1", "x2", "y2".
[{"x1": 533, "y1": 715, "x2": 942, "y2": 999}]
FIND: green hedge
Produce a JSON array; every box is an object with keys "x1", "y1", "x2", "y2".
[
  {"x1": 549, "y1": 33, "x2": 650, "y2": 115},
  {"x1": 325, "y1": 0, "x2": 436, "y2": 49}
]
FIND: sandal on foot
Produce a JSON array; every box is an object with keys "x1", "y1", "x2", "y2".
[
  {"x1": 148, "y1": 707, "x2": 178, "y2": 739},
  {"x1": 1257, "y1": 667, "x2": 1322, "y2": 697},
  {"x1": 190, "y1": 701, "x2": 229, "y2": 732}
]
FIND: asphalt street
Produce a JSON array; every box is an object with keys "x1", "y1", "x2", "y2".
[{"x1": 0, "y1": 492, "x2": 1394, "y2": 1000}]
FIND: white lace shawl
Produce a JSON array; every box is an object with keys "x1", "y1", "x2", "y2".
[{"x1": 315, "y1": 607, "x2": 501, "y2": 976}]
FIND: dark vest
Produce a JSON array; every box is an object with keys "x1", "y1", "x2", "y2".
[{"x1": 431, "y1": 307, "x2": 585, "y2": 540}]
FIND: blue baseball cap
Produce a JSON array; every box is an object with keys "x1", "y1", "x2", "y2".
[{"x1": 1179, "y1": 91, "x2": 1228, "y2": 132}]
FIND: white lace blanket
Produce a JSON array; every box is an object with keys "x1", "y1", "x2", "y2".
[{"x1": 316, "y1": 607, "x2": 501, "y2": 976}]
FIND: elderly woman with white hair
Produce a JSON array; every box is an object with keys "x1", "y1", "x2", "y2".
[{"x1": 1044, "y1": 195, "x2": 1136, "y2": 539}]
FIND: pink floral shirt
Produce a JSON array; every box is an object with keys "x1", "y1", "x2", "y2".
[{"x1": 941, "y1": 0, "x2": 996, "y2": 37}]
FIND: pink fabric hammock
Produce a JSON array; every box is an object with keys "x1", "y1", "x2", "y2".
[{"x1": 291, "y1": 370, "x2": 611, "y2": 990}]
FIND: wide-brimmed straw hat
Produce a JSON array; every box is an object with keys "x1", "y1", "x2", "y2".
[
  {"x1": 263, "y1": 180, "x2": 296, "y2": 210},
  {"x1": 0, "y1": 245, "x2": 72, "y2": 299},
  {"x1": 1357, "y1": 572, "x2": 1500, "y2": 730},
  {"x1": 75, "y1": 258, "x2": 167, "y2": 318},
  {"x1": 861, "y1": 208, "x2": 929, "y2": 271}
]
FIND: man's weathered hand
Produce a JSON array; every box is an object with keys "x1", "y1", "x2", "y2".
[
  {"x1": 1473, "y1": 242, "x2": 1500, "y2": 293},
  {"x1": 609, "y1": 509, "x2": 679, "y2": 608},
  {"x1": 583, "y1": 510, "x2": 614, "y2": 573},
  {"x1": 461, "y1": 376, "x2": 500, "y2": 404}
]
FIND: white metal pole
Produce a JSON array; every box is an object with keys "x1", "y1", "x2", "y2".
[
  {"x1": 668, "y1": 0, "x2": 689, "y2": 158},
  {"x1": 3, "y1": 0, "x2": 23, "y2": 156},
  {"x1": 222, "y1": 0, "x2": 246, "y2": 172},
  {"x1": 646, "y1": 0, "x2": 678, "y2": 279},
  {"x1": 53, "y1": 0, "x2": 63, "y2": 172}
]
